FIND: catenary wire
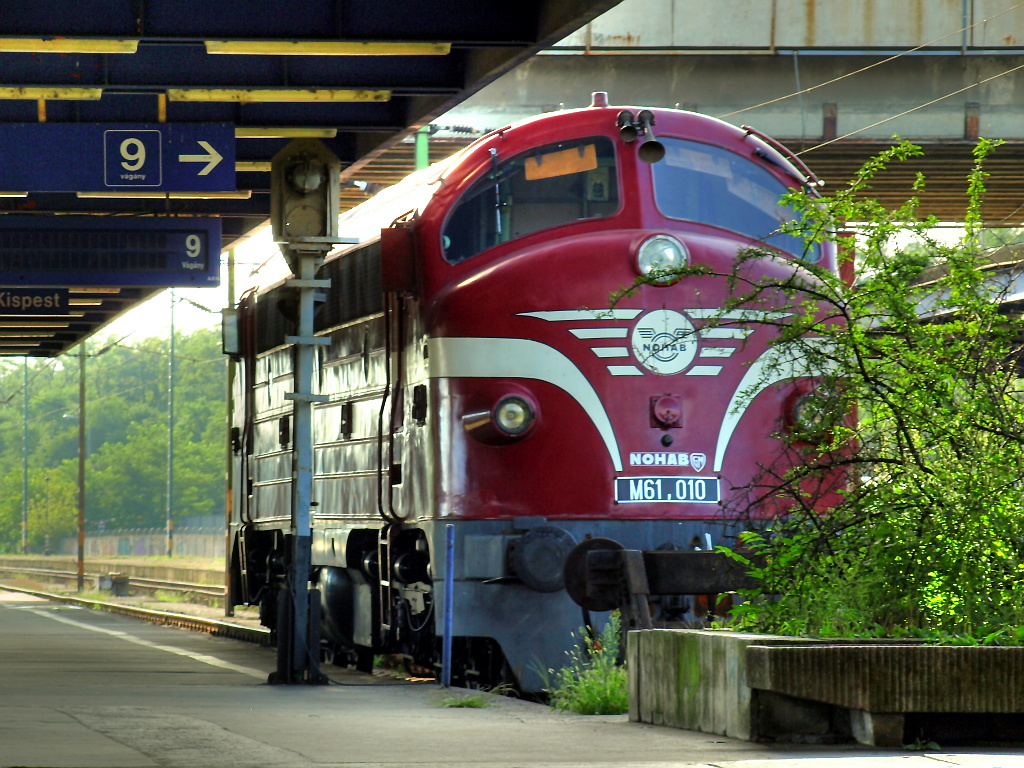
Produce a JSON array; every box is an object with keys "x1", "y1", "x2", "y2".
[
  {"x1": 796, "y1": 59, "x2": 1024, "y2": 155},
  {"x1": 715, "y1": 0, "x2": 1024, "y2": 121}
]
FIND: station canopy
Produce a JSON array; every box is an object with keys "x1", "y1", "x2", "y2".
[{"x1": 0, "y1": 0, "x2": 618, "y2": 357}]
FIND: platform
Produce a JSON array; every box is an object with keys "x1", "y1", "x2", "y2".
[{"x1": 2, "y1": 590, "x2": 1024, "y2": 768}]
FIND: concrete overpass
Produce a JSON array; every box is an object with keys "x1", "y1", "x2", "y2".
[{"x1": 398, "y1": 0, "x2": 1024, "y2": 224}]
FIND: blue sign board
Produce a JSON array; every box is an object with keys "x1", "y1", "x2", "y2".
[
  {"x1": 0, "y1": 216, "x2": 221, "y2": 287},
  {"x1": 0, "y1": 123, "x2": 235, "y2": 192}
]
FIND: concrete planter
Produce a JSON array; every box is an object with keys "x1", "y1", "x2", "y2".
[{"x1": 628, "y1": 629, "x2": 1024, "y2": 747}]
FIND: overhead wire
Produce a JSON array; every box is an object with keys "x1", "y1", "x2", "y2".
[
  {"x1": 796, "y1": 60, "x2": 1024, "y2": 155},
  {"x1": 711, "y1": 0, "x2": 1024, "y2": 219},
  {"x1": 715, "y1": 0, "x2": 1024, "y2": 122}
]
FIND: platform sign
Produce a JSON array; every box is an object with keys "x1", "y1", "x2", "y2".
[
  {"x1": 0, "y1": 123, "x2": 234, "y2": 192},
  {"x1": 0, "y1": 216, "x2": 221, "y2": 287},
  {"x1": 0, "y1": 288, "x2": 70, "y2": 314}
]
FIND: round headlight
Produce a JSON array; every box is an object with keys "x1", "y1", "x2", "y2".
[
  {"x1": 637, "y1": 235, "x2": 687, "y2": 285},
  {"x1": 494, "y1": 396, "x2": 534, "y2": 436},
  {"x1": 791, "y1": 391, "x2": 838, "y2": 441}
]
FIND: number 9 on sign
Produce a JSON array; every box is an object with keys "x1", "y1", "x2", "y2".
[
  {"x1": 185, "y1": 234, "x2": 202, "y2": 259},
  {"x1": 104, "y1": 129, "x2": 161, "y2": 187},
  {"x1": 120, "y1": 138, "x2": 146, "y2": 171},
  {"x1": 175, "y1": 231, "x2": 207, "y2": 273}
]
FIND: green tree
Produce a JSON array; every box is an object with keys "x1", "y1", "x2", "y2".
[
  {"x1": 635, "y1": 139, "x2": 1024, "y2": 642},
  {"x1": 732, "y1": 139, "x2": 1024, "y2": 641},
  {"x1": 0, "y1": 326, "x2": 226, "y2": 549}
]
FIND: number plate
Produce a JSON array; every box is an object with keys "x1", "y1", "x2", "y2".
[{"x1": 615, "y1": 476, "x2": 720, "y2": 504}]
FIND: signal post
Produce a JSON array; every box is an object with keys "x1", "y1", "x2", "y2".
[{"x1": 269, "y1": 139, "x2": 354, "y2": 684}]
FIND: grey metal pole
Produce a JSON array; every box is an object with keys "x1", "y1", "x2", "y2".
[
  {"x1": 224, "y1": 249, "x2": 236, "y2": 617},
  {"x1": 286, "y1": 249, "x2": 325, "y2": 681},
  {"x1": 21, "y1": 358, "x2": 27, "y2": 554},
  {"x1": 166, "y1": 289, "x2": 175, "y2": 558},
  {"x1": 271, "y1": 245, "x2": 333, "y2": 684},
  {"x1": 268, "y1": 138, "x2": 345, "y2": 684},
  {"x1": 77, "y1": 343, "x2": 86, "y2": 591},
  {"x1": 44, "y1": 474, "x2": 50, "y2": 556}
]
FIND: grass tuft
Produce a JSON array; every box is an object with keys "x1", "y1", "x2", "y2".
[
  {"x1": 438, "y1": 692, "x2": 493, "y2": 708},
  {"x1": 547, "y1": 611, "x2": 628, "y2": 715}
]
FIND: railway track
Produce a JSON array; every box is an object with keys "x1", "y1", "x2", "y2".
[
  {"x1": 0, "y1": 563, "x2": 225, "y2": 604},
  {"x1": 0, "y1": 581, "x2": 272, "y2": 646}
]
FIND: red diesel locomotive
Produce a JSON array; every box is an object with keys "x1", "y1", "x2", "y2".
[{"x1": 229, "y1": 93, "x2": 836, "y2": 691}]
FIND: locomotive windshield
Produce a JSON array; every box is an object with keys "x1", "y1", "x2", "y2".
[
  {"x1": 652, "y1": 137, "x2": 819, "y2": 262},
  {"x1": 442, "y1": 136, "x2": 618, "y2": 264}
]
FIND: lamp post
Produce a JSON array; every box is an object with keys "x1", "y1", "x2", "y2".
[
  {"x1": 166, "y1": 289, "x2": 175, "y2": 558},
  {"x1": 77, "y1": 344, "x2": 86, "y2": 591},
  {"x1": 44, "y1": 474, "x2": 50, "y2": 556},
  {"x1": 21, "y1": 358, "x2": 28, "y2": 554}
]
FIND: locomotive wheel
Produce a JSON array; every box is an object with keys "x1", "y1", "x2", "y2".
[{"x1": 562, "y1": 537, "x2": 625, "y2": 612}]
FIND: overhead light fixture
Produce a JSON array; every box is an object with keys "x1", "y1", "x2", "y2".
[
  {"x1": 204, "y1": 40, "x2": 450, "y2": 56},
  {"x1": 167, "y1": 88, "x2": 390, "y2": 103},
  {"x1": 236, "y1": 161, "x2": 272, "y2": 172},
  {"x1": 0, "y1": 321, "x2": 70, "y2": 328},
  {"x1": 0, "y1": 87, "x2": 102, "y2": 100},
  {"x1": 235, "y1": 127, "x2": 338, "y2": 139},
  {"x1": 77, "y1": 190, "x2": 253, "y2": 199},
  {"x1": 69, "y1": 287, "x2": 121, "y2": 294},
  {"x1": 0, "y1": 331, "x2": 56, "y2": 338},
  {"x1": 68, "y1": 299, "x2": 104, "y2": 307},
  {"x1": 0, "y1": 38, "x2": 139, "y2": 54},
  {"x1": 0, "y1": 192, "x2": 28, "y2": 198},
  {"x1": 2, "y1": 313, "x2": 82, "y2": 319}
]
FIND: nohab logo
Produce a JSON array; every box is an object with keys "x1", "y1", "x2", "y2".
[
  {"x1": 630, "y1": 309, "x2": 697, "y2": 375},
  {"x1": 517, "y1": 307, "x2": 790, "y2": 378}
]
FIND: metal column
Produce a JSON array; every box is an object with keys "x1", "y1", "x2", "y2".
[
  {"x1": 268, "y1": 138, "x2": 349, "y2": 684},
  {"x1": 274, "y1": 249, "x2": 331, "y2": 684}
]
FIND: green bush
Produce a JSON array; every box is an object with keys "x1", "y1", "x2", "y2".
[
  {"x1": 548, "y1": 611, "x2": 628, "y2": 715},
  {"x1": 717, "y1": 139, "x2": 1024, "y2": 644}
]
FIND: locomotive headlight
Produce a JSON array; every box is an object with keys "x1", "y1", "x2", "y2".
[
  {"x1": 494, "y1": 396, "x2": 534, "y2": 436},
  {"x1": 637, "y1": 234, "x2": 687, "y2": 285},
  {"x1": 463, "y1": 392, "x2": 539, "y2": 444},
  {"x1": 790, "y1": 389, "x2": 840, "y2": 442}
]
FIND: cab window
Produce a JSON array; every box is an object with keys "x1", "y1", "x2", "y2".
[
  {"x1": 442, "y1": 136, "x2": 618, "y2": 264},
  {"x1": 651, "y1": 137, "x2": 819, "y2": 262}
]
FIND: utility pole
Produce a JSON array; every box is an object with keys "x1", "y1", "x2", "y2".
[
  {"x1": 44, "y1": 474, "x2": 50, "y2": 556},
  {"x1": 21, "y1": 358, "x2": 28, "y2": 554},
  {"x1": 268, "y1": 138, "x2": 353, "y2": 684},
  {"x1": 166, "y1": 289, "x2": 175, "y2": 558},
  {"x1": 77, "y1": 343, "x2": 86, "y2": 591}
]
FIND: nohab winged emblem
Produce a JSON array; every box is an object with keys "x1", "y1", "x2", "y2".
[{"x1": 518, "y1": 308, "x2": 790, "y2": 377}]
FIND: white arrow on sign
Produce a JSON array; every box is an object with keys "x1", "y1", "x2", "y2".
[{"x1": 178, "y1": 140, "x2": 223, "y2": 176}]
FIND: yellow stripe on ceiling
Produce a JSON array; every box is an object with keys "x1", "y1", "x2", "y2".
[
  {"x1": 167, "y1": 88, "x2": 391, "y2": 103},
  {"x1": 0, "y1": 38, "x2": 139, "y2": 54},
  {"x1": 0, "y1": 87, "x2": 103, "y2": 100},
  {"x1": 205, "y1": 40, "x2": 450, "y2": 56}
]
